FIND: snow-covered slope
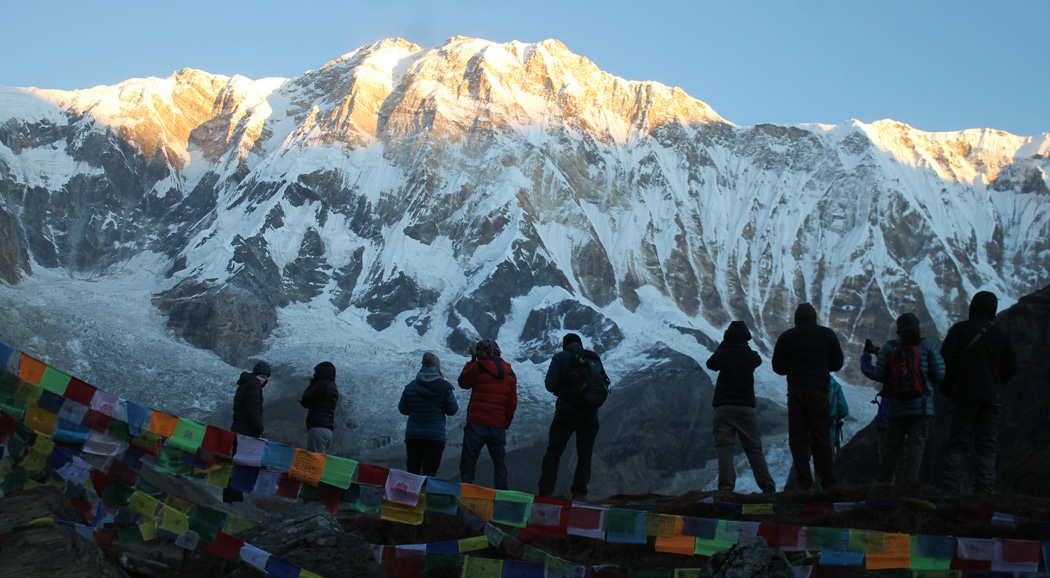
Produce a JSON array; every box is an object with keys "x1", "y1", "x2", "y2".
[{"x1": 0, "y1": 36, "x2": 1047, "y2": 495}]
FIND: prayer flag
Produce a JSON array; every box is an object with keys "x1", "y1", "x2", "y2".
[
  {"x1": 865, "y1": 533, "x2": 910, "y2": 569},
  {"x1": 18, "y1": 355, "x2": 47, "y2": 386},
  {"x1": 201, "y1": 426, "x2": 236, "y2": 456},
  {"x1": 205, "y1": 532, "x2": 243, "y2": 559},
  {"x1": 321, "y1": 455, "x2": 357, "y2": 489},
  {"x1": 357, "y1": 463, "x2": 390, "y2": 486},
  {"x1": 262, "y1": 441, "x2": 296, "y2": 471},
  {"x1": 160, "y1": 506, "x2": 190, "y2": 535},
  {"x1": 655, "y1": 533, "x2": 696, "y2": 556},
  {"x1": 991, "y1": 539, "x2": 1040, "y2": 572},
  {"x1": 38, "y1": 367, "x2": 70, "y2": 396},
  {"x1": 424, "y1": 477, "x2": 461, "y2": 497},
  {"x1": 567, "y1": 503, "x2": 605, "y2": 539},
  {"x1": 276, "y1": 473, "x2": 302, "y2": 500},
  {"x1": 232, "y1": 435, "x2": 266, "y2": 467},
  {"x1": 290, "y1": 448, "x2": 326, "y2": 487},
  {"x1": 461, "y1": 556, "x2": 502, "y2": 578},
  {"x1": 222, "y1": 514, "x2": 255, "y2": 535},
  {"x1": 457, "y1": 535, "x2": 490, "y2": 553},
  {"x1": 206, "y1": 463, "x2": 234, "y2": 488},
  {"x1": 381, "y1": 496, "x2": 427, "y2": 525},
  {"x1": 253, "y1": 469, "x2": 281, "y2": 495},
  {"x1": 24, "y1": 402, "x2": 57, "y2": 436},
  {"x1": 148, "y1": 411, "x2": 179, "y2": 438},
  {"x1": 240, "y1": 543, "x2": 271, "y2": 571},
  {"x1": 525, "y1": 496, "x2": 570, "y2": 537},
  {"x1": 491, "y1": 490, "x2": 533, "y2": 528},
  {"x1": 62, "y1": 377, "x2": 96, "y2": 407},
  {"x1": 125, "y1": 400, "x2": 151, "y2": 436},
  {"x1": 501, "y1": 559, "x2": 544, "y2": 578},
  {"x1": 168, "y1": 418, "x2": 207, "y2": 453},
  {"x1": 385, "y1": 469, "x2": 426, "y2": 505},
  {"x1": 910, "y1": 536, "x2": 952, "y2": 571},
  {"x1": 266, "y1": 557, "x2": 301, "y2": 578},
  {"x1": 460, "y1": 483, "x2": 496, "y2": 521}
]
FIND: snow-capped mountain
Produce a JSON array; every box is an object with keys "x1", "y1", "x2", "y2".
[{"x1": 1, "y1": 37, "x2": 1047, "y2": 496}]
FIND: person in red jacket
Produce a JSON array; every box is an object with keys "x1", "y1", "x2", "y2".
[{"x1": 458, "y1": 338, "x2": 517, "y2": 489}]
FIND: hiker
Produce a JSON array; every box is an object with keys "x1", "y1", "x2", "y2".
[
  {"x1": 538, "y1": 333, "x2": 610, "y2": 500},
  {"x1": 225, "y1": 360, "x2": 270, "y2": 503},
  {"x1": 939, "y1": 291, "x2": 1016, "y2": 494},
  {"x1": 829, "y1": 376, "x2": 850, "y2": 454},
  {"x1": 299, "y1": 361, "x2": 339, "y2": 455},
  {"x1": 706, "y1": 321, "x2": 776, "y2": 494},
  {"x1": 874, "y1": 312, "x2": 945, "y2": 484},
  {"x1": 458, "y1": 339, "x2": 517, "y2": 490},
  {"x1": 771, "y1": 303, "x2": 844, "y2": 491},
  {"x1": 398, "y1": 352, "x2": 458, "y2": 477}
]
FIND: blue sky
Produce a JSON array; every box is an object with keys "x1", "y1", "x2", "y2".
[{"x1": 2, "y1": 0, "x2": 1046, "y2": 136}]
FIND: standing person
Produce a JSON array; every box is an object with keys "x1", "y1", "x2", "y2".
[
  {"x1": 458, "y1": 339, "x2": 517, "y2": 490},
  {"x1": 398, "y1": 352, "x2": 458, "y2": 476},
  {"x1": 706, "y1": 322, "x2": 776, "y2": 494},
  {"x1": 874, "y1": 313, "x2": 945, "y2": 484},
  {"x1": 538, "y1": 333, "x2": 610, "y2": 501},
  {"x1": 225, "y1": 361, "x2": 270, "y2": 503},
  {"x1": 828, "y1": 376, "x2": 850, "y2": 455},
  {"x1": 939, "y1": 291, "x2": 1017, "y2": 495},
  {"x1": 771, "y1": 303, "x2": 845, "y2": 491},
  {"x1": 300, "y1": 361, "x2": 339, "y2": 455}
]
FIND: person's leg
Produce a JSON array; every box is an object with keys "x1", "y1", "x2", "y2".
[
  {"x1": 420, "y1": 440, "x2": 446, "y2": 477},
  {"x1": 878, "y1": 418, "x2": 910, "y2": 483},
  {"x1": 940, "y1": 401, "x2": 978, "y2": 493},
  {"x1": 538, "y1": 411, "x2": 577, "y2": 496},
  {"x1": 805, "y1": 389, "x2": 837, "y2": 489},
  {"x1": 306, "y1": 428, "x2": 333, "y2": 454},
  {"x1": 712, "y1": 405, "x2": 740, "y2": 492},
  {"x1": 405, "y1": 439, "x2": 424, "y2": 475},
  {"x1": 787, "y1": 392, "x2": 813, "y2": 491},
  {"x1": 485, "y1": 426, "x2": 509, "y2": 490},
  {"x1": 571, "y1": 411, "x2": 600, "y2": 499},
  {"x1": 733, "y1": 406, "x2": 776, "y2": 493},
  {"x1": 972, "y1": 403, "x2": 1001, "y2": 495},
  {"x1": 459, "y1": 424, "x2": 484, "y2": 484},
  {"x1": 900, "y1": 416, "x2": 929, "y2": 483}
]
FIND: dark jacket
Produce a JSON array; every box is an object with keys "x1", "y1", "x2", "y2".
[
  {"x1": 300, "y1": 362, "x2": 339, "y2": 430},
  {"x1": 940, "y1": 292, "x2": 1017, "y2": 404},
  {"x1": 398, "y1": 370, "x2": 458, "y2": 442},
  {"x1": 458, "y1": 356, "x2": 517, "y2": 428},
  {"x1": 875, "y1": 337, "x2": 945, "y2": 417},
  {"x1": 771, "y1": 304, "x2": 845, "y2": 391},
  {"x1": 706, "y1": 321, "x2": 762, "y2": 408},
  {"x1": 231, "y1": 372, "x2": 265, "y2": 437},
  {"x1": 544, "y1": 344, "x2": 609, "y2": 412}
]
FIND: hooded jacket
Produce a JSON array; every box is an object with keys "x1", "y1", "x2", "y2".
[
  {"x1": 771, "y1": 304, "x2": 845, "y2": 391},
  {"x1": 398, "y1": 369, "x2": 459, "y2": 441},
  {"x1": 231, "y1": 372, "x2": 265, "y2": 437},
  {"x1": 706, "y1": 321, "x2": 762, "y2": 408},
  {"x1": 940, "y1": 291, "x2": 1017, "y2": 403},
  {"x1": 875, "y1": 336, "x2": 945, "y2": 417},
  {"x1": 458, "y1": 356, "x2": 518, "y2": 428},
  {"x1": 300, "y1": 361, "x2": 340, "y2": 430}
]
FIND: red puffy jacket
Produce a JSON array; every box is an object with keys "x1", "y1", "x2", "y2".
[{"x1": 458, "y1": 357, "x2": 517, "y2": 428}]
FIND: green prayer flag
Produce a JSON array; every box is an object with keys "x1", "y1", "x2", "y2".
[
  {"x1": 167, "y1": 419, "x2": 207, "y2": 453},
  {"x1": 152, "y1": 445, "x2": 193, "y2": 476},
  {"x1": 694, "y1": 537, "x2": 735, "y2": 557},
  {"x1": 424, "y1": 553, "x2": 460, "y2": 573},
  {"x1": 38, "y1": 367, "x2": 71, "y2": 396},
  {"x1": 101, "y1": 480, "x2": 135, "y2": 507},
  {"x1": 909, "y1": 536, "x2": 952, "y2": 571},
  {"x1": 847, "y1": 530, "x2": 868, "y2": 553},
  {"x1": 320, "y1": 455, "x2": 357, "y2": 489},
  {"x1": 603, "y1": 509, "x2": 640, "y2": 534}
]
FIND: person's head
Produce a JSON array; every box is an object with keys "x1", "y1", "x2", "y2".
[
  {"x1": 895, "y1": 312, "x2": 921, "y2": 345},
  {"x1": 794, "y1": 303, "x2": 817, "y2": 326},
  {"x1": 562, "y1": 333, "x2": 583, "y2": 351},
  {"x1": 252, "y1": 361, "x2": 272, "y2": 384},
  {"x1": 475, "y1": 338, "x2": 501, "y2": 358},
  {"x1": 421, "y1": 352, "x2": 441, "y2": 375},
  {"x1": 313, "y1": 361, "x2": 336, "y2": 380},
  {"x1": 968, "y1": 291, "x2": 998, "y2": 322},
  {"x1": 724, "y1": 321, "x2": 752, "y2": 344}
]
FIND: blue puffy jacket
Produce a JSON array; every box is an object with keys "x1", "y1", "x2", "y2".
[
  {"x1": 399, "y1": 370, "x2": 458, "y2": 441},
  {"x1": 874, "y1": 338, "x2": 946, "y2": 418}
]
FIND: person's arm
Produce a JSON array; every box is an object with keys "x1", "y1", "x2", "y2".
[
  {"x1": 926, "y1": 340, "x2": 946, "y2": 384},
  {"x1": 828, "y1": 331, "x2": 845, "y2": 372},
  {"x1": 299, "y1": 382, "x2": 318, "y2": 408},
  {"x1": 771, "y1": 335, "x2": 788, "y2": 376},
  {"x1": 874, "y1": 342, "x2": 893, "y2": 383},
  {"x1": 398, "y1": 384, "x2": 411, "y2": 416},
  {"x1": 1001, "y1": 333, "x2": 1017, "y2": 384},
  {"x1": 247, "y1": 384, "x2": 265, "y2": 436},
  {"x1": 860, "y1": 352, "x2": 877, "y2": 380},
  {"x1": 505, "y1": 371, "x2": 518, "y2": 426},
  {"x1": 444, "y1": 387, "x2": 459, "y2": 416},
  {"x1": 706, "y1": 347, "x2": 726, "y2": 371},
  {"x1": 749, "y1": 349, "x2": 762, "y2": 370},
  {"x1": 458, "y1": 362, "x2": 479, "y2": 390},
  {"x1": 544, "y1": 354, "x2": 564, "y2": 394}
]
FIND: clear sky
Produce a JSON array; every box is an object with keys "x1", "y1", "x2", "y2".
[{"x1": 2, "y1": 0, "x2": 1046, "y2": 136}]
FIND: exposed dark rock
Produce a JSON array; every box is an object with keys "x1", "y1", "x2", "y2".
[
  {"x1": 228, "y1": 503, "x2": 385, "y2": 578},
  {"x1": 354, "y1": 271, "x2": 439, "y2": 331},
  {"x1": 517, "y1": 300, "x2": 623, "y2": 363},
  {"x1": 329, "y1": 247, "x2": 365, "y2": 311},
  {"x1": 282, "y1": 228, "x2": 331, "y2": 303},
  {"x1": 0, "y1": 205, "x2": 30, "y2": 284},
  {"x1": 700, "y1": 536, "x2": 792, "y2": 578}
]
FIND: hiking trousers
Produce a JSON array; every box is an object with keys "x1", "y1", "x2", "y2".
[
  {"x1": 787, "y1": 388, "x2": 837, "y2": 491},
  {"x1": 538, "y1": 408, "x2": 600, "y2": 498},
  {"x1": 406, "y1": 438, "x2": 446, "y2": 477},
  {"x1": 307, "y1": 427, "x2": 333, "y2": 454},
  {"x1": 941, "y1": 400, "x2": 1001, "y2": 494},
  {"x1": 459, "y1": 424, "x2": 508, "y2": 489},
  {"x1": 877, "y1": 415, "x2": 929, "y2": 484},
  {"x1": 712, "y1": 405, "x2": 776, "y2": 493}
]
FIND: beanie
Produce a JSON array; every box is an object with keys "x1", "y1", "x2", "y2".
[
  {"x1": 562, "y1": 333, "x2": 583, "y2": 350},
  {"x1": 421, "y1": 352, "x2": 441, "y2": 373},
  {"x1": 252, "y1": 361, "x2": 272, "y2": 376}
]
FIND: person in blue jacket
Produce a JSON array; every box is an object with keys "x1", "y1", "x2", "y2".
[
  {"x1": 398, "y1": 352, "x2": 458, "y2": 476},
  {"x1": 874, "y1": 312, "x2": 945, "y2": 484}
]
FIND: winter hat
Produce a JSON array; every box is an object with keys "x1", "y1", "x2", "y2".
[
  {"x1": 313, "y1": 361, "x2": 336, "y2": 380},
  {"x1": 968, "y1": 291, "x2": 998, "y2": 321},
  {"x1": 895, "y1": 312, "x2": 921, "y2": 344},
  {"x1": 252, "y1": 361, "x2": 272, "y2": 376},
  {"x1": 421, "y1": 352, "x2": 441, "y2": 373},
  {"x1": 794, "y1": 303, "x2": 817, "y2": 325},
  {"x1": 562, "y1": 333, "x2": 583, "y2": 350},
  {"x1": 724, "y1": 321, "x2": 752, "y2": 343},
  {"x1": 475, "y1": 338, "x2": 501, "y2": 357}
]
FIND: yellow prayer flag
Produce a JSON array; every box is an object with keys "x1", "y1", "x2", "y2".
[
  {"x1": 865, "y1": 531, "x2": 886, "y2": 554},
  {"x1": 139, "y1": 520, "x2": 157, "y2": 541},
  {"x1": 459, "y1": 485, "x2": 496, "y2": 521},
  {"x1": 129, "y1": 491, "x2": 161, "y2": 517},
  {"x1": 206, "y1": 464, "x2": 234, "y2": 488},
  {"x1": 23, "y1": 479, "x2": 43, "y2": 490},
  {"x1": 461, "y1": 556, "x2": 503, "y2": 578},
  {"x1": 19, "y1": 449, "x2": 47, "y2": 473},
  {"x1": 381, "y1": 497, "x2": 426, "y2": 525},
  {"x1": 30, "y1": 437, "x2": 54, "y2": 456},
  {"x1": 159, "y1": 507, "x2": 189, "y2": 535},
  {"x1": 866, "y1": 533, "x2": 911, "y2": 569},
  {"x1": 290, "y1": 448, "x2": 326, "y2": 487},
  {"x1": 457, "y1": 535, "x2": 490, "y2": 553},
  {"x1": 300, "y1": 571, "x2": 323, "y2": 578},
  {"x1": 164, "y1": 494, "x2": 195, "y2": 513},
  {"x1": 15, "y1": 380, "x2": 42, "y2": 403},
  {"x1": 24, "y1": 402, "x2": 58, "y2": 437},
  {"x1": 18, "y1": 355, "x2": 47, "y2": 386},
  {"x1": 741, "y1": 503, "x2": 774, "y2": 515},
  {"x1": 223, "y1": 514, "x2": 256, "y2": 535},
  {"x1": 148, "y1": 411, "x2": 179, "y2": 438}
]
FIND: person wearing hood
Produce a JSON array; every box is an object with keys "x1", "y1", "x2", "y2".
[
  {"x1": 874, "y1": 312, "x2": 945, "y2": 485},
  {"x1": 458, "y1": 338, "x2": 517, "y2": 490},
  {"x1": 226, "y1": 360, "x2": 270, "y2": 503},
  {"x1": 707, "y1": 321, "x2": 776, "y2": 494},
  {"x1": 398, "y1": 352, "x2": 458, "y2": 476},
  {"x1": 939, "y1": 291, "x2": 1017, "y2": 494},
  {"x1": 300, "y1": 361, "x2": 340, "y2": 455},
  {"x1": 771, "y1": 303, "x2": 845, "y2": 491}
]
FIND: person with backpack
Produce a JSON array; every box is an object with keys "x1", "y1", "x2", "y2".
[
  {"x1": 772, "y1": 303, "x2": 844, "y2": 491},
  {"x1": 398, "y1": 352, "x2": 458, "y2": 477},
  {"x1": 299, "y1": 361, "x2": 340, "y2": 454},
  {"x1": 538, "y1": 333, "x2": 611, "y2": 500},
  {"x1": 874, "y1": 312, "x2": 945, "y2": 484},
  {"x1": 939, "y1": 291, "x2": 1017, "y2": 494},
  {"x1": 458, "y1": 338, "x2": 517, "y2": 490},
  {"x1": 706, "y1": 322, "x2": 776, "y2": 494}
]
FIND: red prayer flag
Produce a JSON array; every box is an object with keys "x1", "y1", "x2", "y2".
[
  {"x1": 89, "y1": 469, "x2": 112, "y2": 495},
  {"x1": 525, "y1": 496, "x2": 571, "y2": 538},
  {"x1": 276, "y1": 473, "x2": 302, "y2": 499},
  {"x1": 319, "y1": 483, "x2": 342, "y2": 514},
  {"x1": 93, "y1": 528, "x2": 116, "y2": 548},
  {"x1": 0, "y1": 411, "x2": 16, "y2": 438},
  {"x1": 757, "y1": 523, "x2": 780, "y2": 549},
  {"x1": 82, "y1": 409, "x2": 112, "y2": 433},
  {"x1": 205, "y1": 532, "x2": 244, "y2": 559},
  {"x1": 201, "y1": 426, "x2": 237, "y2": 456},
  {"x1": 107, "y1": 460, "x2": 139, "y2": 487},
  {"x1": 62, "y1": 378, "x2": 97, "y2": 406},
  {"x1": 357, "y1": 463, "x2": 390, "y2": 486}
]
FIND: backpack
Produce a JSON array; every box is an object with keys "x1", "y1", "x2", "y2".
[
  {"x1": 888, "y1": 344, "x2": 925, "y2": 400},
  {"x1": 567, "y1": 349, "x2": 611, "y2": 409}
]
